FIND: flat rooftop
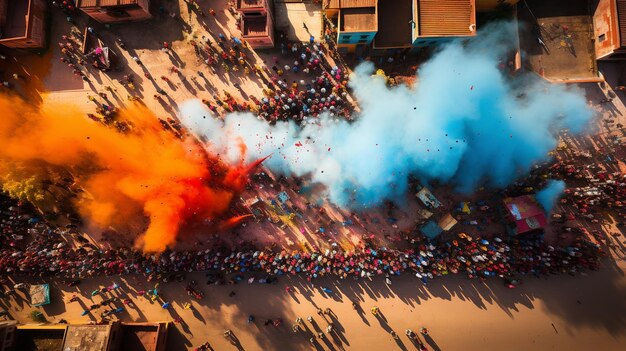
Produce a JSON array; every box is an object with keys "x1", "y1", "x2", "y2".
[
  {"x1": 375, "y1": 0, "x2": 412, "y2": 47},
  {"x1": 0, "y1": 0, "x2": 29, "y2": 39},
  {"x1": 62, "y1": 325, "x2": 111, "y2": 351},
  {"x1": 518, "y1": 0, "x2": 598, "y2": 82},
  {"x1": 417, "y1": 0, "x2": 475, "y2": 37},
  {"x1": 340, "y1": 7, "x2": 376, "y2": 32},
  {"x1": 15, "y1": 328, "x2": 65, "y2": 351},
  {"x1": 121, "y1": 324, "x2": 161, "y2": 351},
  {"x1": 243, "y1": 16, "x2": 268, "y2": 36}
]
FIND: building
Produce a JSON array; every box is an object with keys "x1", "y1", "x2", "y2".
[
  {"x1": 14, "y1": 325, "x2": 66, "y2": 351},
  {"x1": 237, "y1": 0, "x2": 275, "y2": 48},
  {"x1": 0, "y1": 321, "x2": 17, "y2": 351},
  {"x1": 324, "y1": 0, "x2": 378, "y2": 53},
  {"x1": 374, "y1": 0, "x2": 413, "y2": 49},
  {"x1": 325, "y1": 0, "x2": 476, "y2": 52},
  {"x1": 76, "y1": 0, "x2": 152, "y2": 24},
  {"x1": 518, "y1": 0, "x2": 600, "y2": 83},
  {"x1": 0, "y1": 0, "x2": 46, "y2": 49},
  {"x1": 593, "y1": 0, "x2": 626, "y2": 60},
  {"x1": 62, "y1": 324, "x2": 121, "y2": 351},
  {"x1": 119, "y1": 323, "x2": 168, "y2": 351},
  {"x1": 410, "y1": 0, "x2": 477, "y2": 47},
  {"x1": 12, "y1": 322, "x2": 167, "y2": 351}
]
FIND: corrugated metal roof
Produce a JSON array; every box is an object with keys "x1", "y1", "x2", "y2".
[
  {"x1": 418, "y1": 0, "x2": 475, "y2": 37},
  {"x1": 327, "y1": 0, "x2": 376, "y2": 9},
  {"x1": 340, "y1": 7, "x2": 376, "y2": 32},
  {"x1": 77, "y1": 0, "x2": 139, "y2": 7},
  {"x1": 617, "y1": 0, "x2": 626, "y2": 46}
]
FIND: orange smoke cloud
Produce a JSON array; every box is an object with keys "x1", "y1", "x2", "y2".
[{"x1": 0, "y1": 94, "x2": 250, "y2": 252}]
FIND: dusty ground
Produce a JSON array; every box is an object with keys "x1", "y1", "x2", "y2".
[{"x1": 2, "y1": 257, "x2": 625, "y2": 351}]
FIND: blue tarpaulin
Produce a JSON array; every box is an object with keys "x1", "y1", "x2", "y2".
[{"x1": 420, "y1": 220, "x2": 443, "y2": 240}]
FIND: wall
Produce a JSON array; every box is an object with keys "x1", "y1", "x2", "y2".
[
  {"x1": 593, "y1": 0, "x2": 622, "y2": 59},
  {"x1": 0, "y1": 0, "x2": 8, "y2": 24},
  {"x1": 337, "y1": 42, "x2": 356, "y2": 53},
  {"x1": 0, "y1": 0, "x2": 46, "y2": 49},
  {"x1": 338, "y1": 31, "x2": 376, "y2": 44},
  {"x1": 81, "y1": 6, "x2": 152, "y2": 24},
  {"x1": 412, "y1": 36, "x2": 455, "y2": 47},
  {"x1": 28, "y1": 0, "x2": 46, "y2": 48}
]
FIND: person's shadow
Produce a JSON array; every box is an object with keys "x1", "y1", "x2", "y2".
[
  {"x1": 392, "y1": 334, "x2": 408, "y2": 351},
  {"x1": 424, "y1": 334, "x2": 442, "y2": 351},
  {"x1": 228, "y1": 333, "x2": 245, "y2": 351}
]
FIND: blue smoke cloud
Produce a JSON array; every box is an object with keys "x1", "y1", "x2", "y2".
[
  {"x1": 179, "y1": 23, "x2": 592, "y2": 208},
  {"x1": 536, "y1": 180, "x2": 567, "y2": 213}
]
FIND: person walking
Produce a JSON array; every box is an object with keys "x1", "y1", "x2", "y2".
[{"x1": 371, "y1": 306, "x2": 379, "y2": 315}]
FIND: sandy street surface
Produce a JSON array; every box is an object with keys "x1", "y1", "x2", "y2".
[{"x1": 3, "y1": 256, "x2": 625, "y2": 351}]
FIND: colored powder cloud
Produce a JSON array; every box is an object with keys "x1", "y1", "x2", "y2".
[
  {"x1": 0, "y1": 95, "x2": 245, "y2": 252},
  {"x1": 180, "y1": 23, "x2": 592, "y2": 208},
  {"x1": 536, "y1": 180, "x2": 566, "y2": 213}
]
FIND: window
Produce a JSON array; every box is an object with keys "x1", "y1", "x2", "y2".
[
  {"x1": 599, "y1": 34, "x2": 606, "y2": 42},
  {"x1": 358, "y1": 39, "x2": 368, "y2": 43},
  {"x1": 342, "y1": 35, "x2": 352, "y2": 40},
  {"x1": 360, "y1": 34, "x2": 369, "y2": 39}
]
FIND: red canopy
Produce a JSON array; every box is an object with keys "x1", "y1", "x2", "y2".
[{"x1": 503, "y1": 195, "x2": 547, "y2": 235}]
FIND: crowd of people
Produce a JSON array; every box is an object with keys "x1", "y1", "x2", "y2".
[
  {"x1": 550, "y1": 162, "x2": 626, "y2": 222},
  {"x1": 0, "y1": 193, "x2": 604, "y2": 288},
  {"x1": 1, "y1": 0, "x2": 621, "y2": 288},
  {"x1": 189, "y1": 29, "x2": 354, "y2": 123}
]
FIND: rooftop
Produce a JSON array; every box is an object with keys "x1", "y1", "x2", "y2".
[
  {"x1": 0, "y1": 0, "x2": 29, "y2": 39},
  {"x1": 62, "y1": 325, "x2": 112, "y2": 351},
  {"x1": 416, "y1": 0, "x2": 476, "y2": 37},
  {"x1": 76, "y1": 0, "x2": 140, "y2": 8},
  {"x1": 15, "y1": 328, "x2": 66, "y2": 351},
  {"x1": 326, "y1": 0, "x2": 376, "y2": 9},
  {"x1": 518, "y1": 0, "x2": 598, "y2": 82},
  {"x1": 242, "y1": 16, "x2": 269, "y2": 37},
  {"x1": 340, "y1": 7, "x2": 376, "y2": 32},
  {"x1": 374, "y1": 0, "x2": 413, "y2": 47},
  {"x1": 120, "y1": 323, "x2": 164, "y2": 351}
]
